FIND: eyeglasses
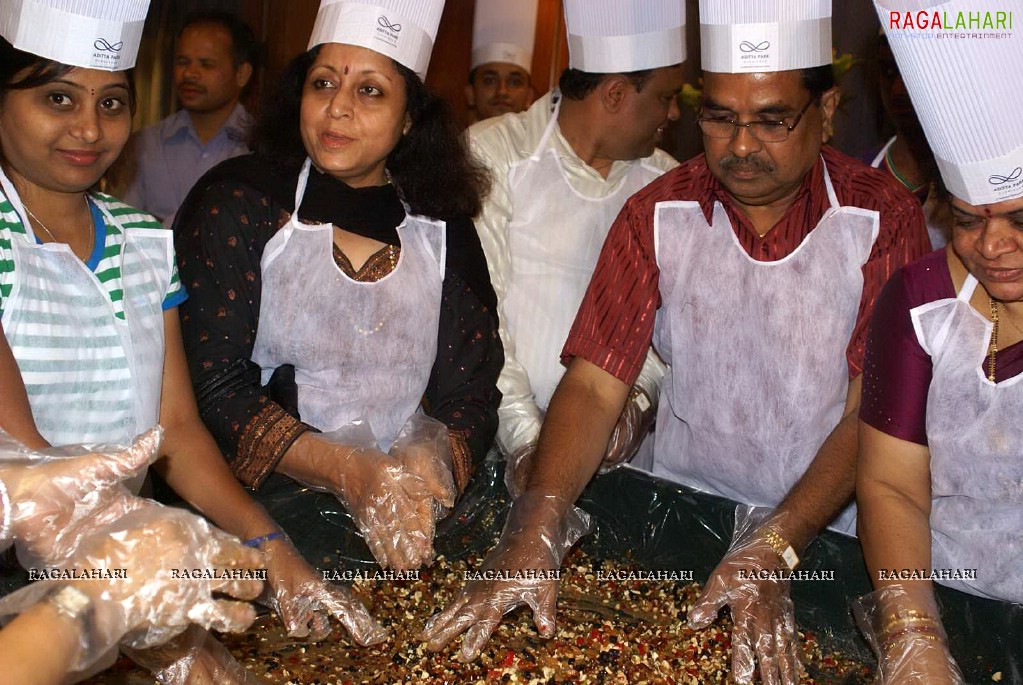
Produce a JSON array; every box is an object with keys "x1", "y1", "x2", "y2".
[{"x1": 697, "y1": 99, "x2": 815, "y2": 143}]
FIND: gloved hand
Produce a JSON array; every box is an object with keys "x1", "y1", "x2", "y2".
[
  {"x1": 125, "y1": 625, "x2": 271, "y2": 685},
  {"x1": 503, "y1": 441, "x2": 537, "y2": 500},
  {"x1": 388, "y1": 414, "x2": 456, "y2": 562},
  {"x1": 0, "y1": 505, "x2": 263, "y2": 677},
  {"x1": 0, "y1": 428, "x2": 161, "y2": 565},
  {"x1": 687, "y1": 506, "x2": 803, "y2": 685},
  {"x1": 601, "y1": 386, "x2": 656, "y2": 473},
  {"x1": 298, "y1": 421, "x2": 437, "y2": 571},
  {"x1": 259, "y1": 534, "x2": 388, "y2": 645},
  {"x1": 421, "y1": 491, "x2": 592, "y2": 661},
  {"x1": 853, "y1": 583, "x2": 964, "y2": 684}
]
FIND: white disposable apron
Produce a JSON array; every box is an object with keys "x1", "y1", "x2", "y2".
[
  {"x1": 502, "y1": 95, "x2": 668, "y2": 410},
  {"x1": 911, "y1": 273, "x2": 1023, "y2": 602},
  {"x1": 650, "y1": 160, "x2": 879, "y2": 535},
  {"x1": 0, "y1": 171, "x2": 169, "y2": 467},
  {"x1": 251, "y1": 159, "x2": 445, "y2": 451}
]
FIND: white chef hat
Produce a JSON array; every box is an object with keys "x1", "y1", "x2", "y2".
[
  {"x1": 0, "y1": 0, "x2": 150, "y2": 71},
  {"x1": 700, "y1": 0, "x2": 832, "y2": 74},
  {"x1": 563, "y1": 0, "x2": 686, "y2": 74},
  {"x1": 876, "y1": 0, "x2": 1023, "y2": 205},
  {"x1": 308, "y1": 0, "x2": 446, "y2": 78},
  {"x1": 471, "y1": 0, "x2": 537, "y2": 73}
]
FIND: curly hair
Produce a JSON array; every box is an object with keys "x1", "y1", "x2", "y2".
[{"x1": 250, "y1": 46, "x2": 488, "y2": 220}]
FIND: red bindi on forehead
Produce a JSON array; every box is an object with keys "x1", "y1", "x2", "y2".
[
  {"x1": 983, "y1": 207, "x2": 993, "y2": 217},
  {"x1": 343, "y1": 65, "x2": 350, "y2": 76}
]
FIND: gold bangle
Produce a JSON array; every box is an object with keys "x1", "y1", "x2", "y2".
[
  {"x1": 883, "y1": 615, "x2": 940, "y2": 633},
  {"x1": 883, "y1": 627, "x2": 941, "y2": 650},
  {"x1": 762, "y1": 530, "x2": 800, "y2": 570}
]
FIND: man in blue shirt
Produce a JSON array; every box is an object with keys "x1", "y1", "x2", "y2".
[{"x1": 123, "y1": 11, "x2": 257, "y2": 223}]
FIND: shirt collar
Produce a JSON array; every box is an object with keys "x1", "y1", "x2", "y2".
[{"x1": 161, "y1": 103, "x2": 251, "y2": 143}]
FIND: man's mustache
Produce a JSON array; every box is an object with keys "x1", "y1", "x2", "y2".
[{"x1": 719, "y1": 154, "x2": 775, "y2": 174}]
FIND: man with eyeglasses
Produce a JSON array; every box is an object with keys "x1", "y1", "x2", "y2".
[{"x1": 421, "y1": 1, "x2": 930, "y2": 683}]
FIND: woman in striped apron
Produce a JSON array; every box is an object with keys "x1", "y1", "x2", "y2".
[{"x1": 0, "y1": 1, "x2": 385, "y2": 672}]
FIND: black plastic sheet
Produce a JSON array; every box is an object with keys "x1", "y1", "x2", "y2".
[{"x1": 1, "y1": 458, "x2": 1018, "y2": 683}]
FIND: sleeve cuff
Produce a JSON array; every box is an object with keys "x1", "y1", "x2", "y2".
[
  {"x1": 235, "y1": 404, "x2": 313, "y2": 489},
  {"x1": 448, "y1": 429, "x2": 474, "y2": 495},
  {"x1": 162, "y1": 286, "x2": 189, "y2": 311}
]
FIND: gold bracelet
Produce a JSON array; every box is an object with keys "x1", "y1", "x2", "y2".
[
  {"x1": 883, "y1": 627, "x2": 941, "y2": 650},
  {"x1": 762, "y1": 530, "x2": 800, "y2": 570},
  {"x1": 882, "y1": 615, "x2": 940, "y2": 635}
]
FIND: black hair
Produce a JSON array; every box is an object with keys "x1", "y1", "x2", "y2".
[
  {"x1": 180, "y1": 10, "x2": 260, "y2": 68},
  {"x1": 801, "y1": 64, "x2": 835, "y2": 105},
  {"x1": 250, "y1": 46, "x2": 488, "y2": 220},
  {"x1": 0, "y1": 37, "x2": 137, "y2": 113},
  {"x1": 557, "y1": 67, "x2": 655, "y2": 101}
]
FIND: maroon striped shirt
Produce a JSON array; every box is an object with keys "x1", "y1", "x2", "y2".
[{"x1": 563, "y1": 145, "x2": 931, "y2": 386}]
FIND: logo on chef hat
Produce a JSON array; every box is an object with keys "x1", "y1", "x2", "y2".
[
  {"x1": 739, "y1": 40, "x2": 770, "y2": 53},
  {"x1": 989, "y1": 167, "x2": 1023, "y2": 186},
  {"x1": 375, "y1": 14, "x2": 403, "y2": 48},
  {"x1": 93, "y1": 38, "x2": 124, "y2": 53}
]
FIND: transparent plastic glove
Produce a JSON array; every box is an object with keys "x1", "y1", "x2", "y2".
[
  {"x1": 503, "y1": 441, "x2": 537, "y2": 500},
  {"x1": 125, "y1": 625, "x2": 270, "y2": 685},
  {"x1": 0, "y1": 505, "x2": 263, "y2": 676},
  {"x1": 260, "y1": 535, "x2": 388, "y2": 645},
  {"x1": 0, "y1": 479, "x2": 11, "y2": 551},
  {"x1": 852, "y1": 584, "x2": 964, "y2": 685},
  {"x1": 0, "y1": 428, "x2": 161, "y2": 563},
  {"x1": 389, "y1": 414, "x2": 456, "y2": 562},
  {"x1": 687, "y1": 506, "x2": 802, "y2": 685},
  {"x1": 601, "y1": 387, "x2": 656, "y2": 473},
  {"x1": 308, "y1": 421, "x2": 435, "y2": 571},
  {"x1": 421, "y1": 491, "x2": 592, "y2": 661}
]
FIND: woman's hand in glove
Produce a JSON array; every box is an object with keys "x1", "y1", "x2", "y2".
[
  {"x1": 1, "y1": 428, "x2": 162, "y2": 564},
  {"x1": 260, "y1": 535, "x2": 388, "y2": 645},
  {"x1": 853, "y1": 583, "x2": 964, "y2": 685},
  {"x1": 280, "y1": 424, "x2": 438, "y2": 571}
]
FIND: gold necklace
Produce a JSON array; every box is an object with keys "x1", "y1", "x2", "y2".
[
  {"x1": 23, "y1": 196, "x2": 94, "y2": 259},
  {"x1": 988, "y1": 297, "x2": 999, "y2": 382}
]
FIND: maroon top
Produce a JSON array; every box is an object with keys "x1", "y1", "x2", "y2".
[
  {"x1": 860, "y1": 249, "x2": 1023, "y2": 445},
  {"x1": 563, "y1": 145, "x2": 931, "y2": 385}
]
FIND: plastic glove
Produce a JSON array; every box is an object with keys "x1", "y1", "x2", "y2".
[
  {"x1": 853, "y1": 584, "x2": 964, "y2": 684},
  {"x1": 125, "y1": 625, "x2": 270, "y2": 685},
  {"x1": 0, "y1": 505, "x2": 263, "y2": 676},
  {"x1": 260, "y1": 534, "x2": 388, "y2": 645},
  {"x1": 421, "y1": 491, "x2": 592, "y2": 661},
  {"x1": 601, "y1": 387, "x2": 656, "y2": 473},
  {"x1": 301, "y1": 420, "x2": 436, "y2": 571},
  {"x1": 687, "y1": 506, "x2": 802, "y2": 685},
  {"x1": 389, "y1": 414, "x2": 456, "y2": 562},
  {"x1": 0, "y1": 428, "x2": 161, "y2": 564},
  {"x1": 503, "y1": 441, "x2": 537, "y2": 500},
  {"x1": 0, "y1": 478, "x2": 10, "y2": 551}
]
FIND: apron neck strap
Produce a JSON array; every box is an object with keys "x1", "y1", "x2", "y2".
[
  {"x1": 958, "y1": 272, "x2": 980, "y2": 302},
  {"x1": 293, "y1": 158, "x2": 313, "y2": 222},
  {"x1": 0, "y1": 168, "x2": 33, "y2": 239},
  {"x1": 531, "y1": 92, "x2": 563, "y2": 161},
  {"x1": 821, "y1": 155, "x2": 841, "y2": 210}
]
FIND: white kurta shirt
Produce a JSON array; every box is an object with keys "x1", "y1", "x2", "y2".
[{"x1": 470, "y1": 91, "x2": 678, "y2": 455}]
